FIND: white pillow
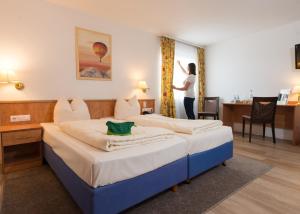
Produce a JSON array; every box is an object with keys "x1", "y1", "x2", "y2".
[
  {"x1": 129, "y1": 96, "x2": 141, "y2": 117},
  {"x1": 114, "y1": 96, "x2": 141, "y2": 120},
  {"x1": 53, "y1": 98, "x2": 91, "y2": 124},
  {"x1": 53, "y1": 99, "x2": 73, "y2": 124},
  {"x1": 128, "y1": 95, "x2": 139, "y2": 107},
  {"x1": 71, "y1": 98, "x2": 91, "y2": 120}
]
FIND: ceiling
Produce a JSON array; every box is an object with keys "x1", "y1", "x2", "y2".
[{"x1": 48, "y1": 0, "x2": 300, "y2": 46}]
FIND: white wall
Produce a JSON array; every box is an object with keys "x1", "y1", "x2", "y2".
[
  {"x1": 0, "y1": 0, "x2": 160, "y2": 111},
  {"x1": 206, "y1": 21, "x2": 300, "y2": 140},
  {"x1": 206, "y1": 21, "x2": 300, "y2": 102}
]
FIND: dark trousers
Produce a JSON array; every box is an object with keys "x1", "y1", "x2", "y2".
[{"x1": 184, "y1": 97, "x2": 195, "y2": 120}]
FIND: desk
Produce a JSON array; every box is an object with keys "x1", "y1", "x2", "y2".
[{"x1": 223, "y1": 103, "x2": 300, "y2": 145}]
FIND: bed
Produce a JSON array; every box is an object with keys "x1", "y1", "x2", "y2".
[
  {"x1": 180, "y1": 126, "x2": 233, "y2": 179},
  {"x1": 126, "y1": 114, "x2": 234, "y2": 180},
  {"x1": 41, "y1": 123, "x2": 188, "y2": 214}
]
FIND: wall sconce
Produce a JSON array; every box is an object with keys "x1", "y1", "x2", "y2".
[
  {"x1": 293, "y1": 85, "x2": 300, "y2": 104},
  {"x1": 138, "y1": 81, "x2": 149, "y2": 93},
  {"x1": 0, "y1": 69, "x2": 24, "y2": 90}
]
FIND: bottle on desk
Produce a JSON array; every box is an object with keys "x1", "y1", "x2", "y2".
[
  {"x1": 232, "y1": 94, "x2": 240, "y2": 103},
  {"x1": 249, "y1": 89, "x2": 254, "y2": 102}
]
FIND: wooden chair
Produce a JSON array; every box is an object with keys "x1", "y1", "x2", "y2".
[
  {"x1": 198, "y1": 97, "x2": 219, "y2": 120},
  {"x1": 242, "y1": 97, "x2": 278, "y2": 143}
]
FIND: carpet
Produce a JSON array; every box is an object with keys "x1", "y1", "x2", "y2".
[{"x1": 1, "y1": 155, "x2": 271, "y2": 214}]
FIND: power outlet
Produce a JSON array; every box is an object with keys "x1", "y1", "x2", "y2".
[{"x1": 10, "y1": 114, "x2": 31, "y2": 122}]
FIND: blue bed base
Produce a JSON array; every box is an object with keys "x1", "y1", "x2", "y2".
[
  {"x1": 43, "y1": 140, "x2": 233, "y2": 213},
  {"x1": 188, "y1": 141, "x2": 233, "y2": 179},
  {"x1": 43, "y1": 143, "x2": 188, "y2": 214}
]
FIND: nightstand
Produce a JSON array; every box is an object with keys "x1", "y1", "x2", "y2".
[
  {"x1": 142, "y1": 107, "x2": 154, "y2": 115},
  {"x1": 0, "y1": 124, "x2": 43, "y2": 174}
]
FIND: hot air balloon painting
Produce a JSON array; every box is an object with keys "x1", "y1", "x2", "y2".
[{"x1": 76, "y1": 27, "x2": 112, "y2": 80}]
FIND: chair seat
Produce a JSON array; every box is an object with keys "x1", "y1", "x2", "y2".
[
  {"x1": 242, "y1": 115, "x2": 251, "y2": 120},
  {"x1": 198, "y1": 111, "x2": 219, "y2": 120}
]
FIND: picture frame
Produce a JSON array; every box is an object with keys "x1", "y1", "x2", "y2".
[
  {"x1": 277, "y1": 89, "x2": 291, "y2": 105},
  {"x1": 296, "y1": 44, "x2": 300, "y2": 69},
  {"x1": 75, "y1": 27, "x2": 112, "y2": 81}
]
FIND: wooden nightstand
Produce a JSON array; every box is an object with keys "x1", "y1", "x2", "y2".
[{"x1": 0, "y1": 124, "x2": 43, "y2": 174}]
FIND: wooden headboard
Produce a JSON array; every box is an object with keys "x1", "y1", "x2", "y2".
[{"x1": 0, "y1": 99, "x2": 155, "y2": 126}]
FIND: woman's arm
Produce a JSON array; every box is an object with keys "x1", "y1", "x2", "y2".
[
  {"x1": 173, "y1": 81, "x2": 191, "y2": 91},
  {"x1": 177, "y1": 60, "x2": 189, "y2": 75}
]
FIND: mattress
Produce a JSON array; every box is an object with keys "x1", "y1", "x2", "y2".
[
  {"x1": 179, "y1": 126, "x2": 233, "y2": 155},
  {"x1": 41, "y1": 123, "x2": 187, "y2": 188}
]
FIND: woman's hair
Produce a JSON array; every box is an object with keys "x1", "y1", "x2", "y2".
[{"x1": 188, "y1": 63, "x2": 196, "y2": 75}]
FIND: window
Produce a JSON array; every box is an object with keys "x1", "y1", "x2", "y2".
[{"x1": 173, "y1": 41, "x2": 198, "y2": 119}]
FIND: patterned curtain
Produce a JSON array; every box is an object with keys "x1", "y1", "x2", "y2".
[
  {"x1": 197, "y1": 48, "x2": 206, "y2": 112},
  {"x1": 160, "y1": 37, "x2": 176, "y2": 117}
]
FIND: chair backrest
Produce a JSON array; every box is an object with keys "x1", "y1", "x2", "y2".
[
  {"x1": 204, "y1": 97, "x2": 219, "y2": 113},
  {"x1": 251, "y1": 97, "x2": 278, "y2": 123}
]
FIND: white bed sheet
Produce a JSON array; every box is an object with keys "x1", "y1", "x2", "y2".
[
  {"x1": 178, "y1": 126, "x2": 233, "y2": 155},
  {"x1": 100, "y1": 117, "x2": 233, "y2": 156},
  {"x1": 41, "y1": 123, "x2": 187, "y2": 188}
]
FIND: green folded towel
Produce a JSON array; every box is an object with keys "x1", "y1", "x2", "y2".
[{"x1": 106, "y1": 121, "x2": 135, "y2": 136}]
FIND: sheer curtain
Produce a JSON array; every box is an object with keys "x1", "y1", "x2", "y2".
[{"x1": 173, "y1": 42, "x2": 198, "y2": 119}]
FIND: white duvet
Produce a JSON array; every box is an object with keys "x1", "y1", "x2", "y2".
[
  {"x1": 59, "y1": 119, "x2": 175, "y2": 152},
  {"x1": 128, "y1": 114, "x2": 223, "y2": 135}
]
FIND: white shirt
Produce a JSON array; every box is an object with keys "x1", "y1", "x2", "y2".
[{"x1": 184, "y1": 74, "x2": 196, "y2": 98}]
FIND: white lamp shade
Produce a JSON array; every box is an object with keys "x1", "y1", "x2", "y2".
[
  {"x1": 293, "y1": 85, "x2": 300, "y2": 94},
  {"x1": 0, "y1": 70, "x2": 9, "y2": 83},
  {"x1": 138, "y1": 81, "x2": 148, "y2": 89},
  {"x1": 0, "y1": 69, "x2": 18, "y2": 83}
]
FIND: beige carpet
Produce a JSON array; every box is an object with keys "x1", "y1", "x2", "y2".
[{"x1": 1, "y1": 155, "x2": 271, "y2": 214}]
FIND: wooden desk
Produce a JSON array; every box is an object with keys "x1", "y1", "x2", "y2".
[{"x1": 223, "y1": 103, "x2": 300, "y2": 145}]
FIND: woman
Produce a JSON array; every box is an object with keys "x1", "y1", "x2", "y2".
[{"x1": 172, "y1": 61, "x2": 196, "y2": 120}]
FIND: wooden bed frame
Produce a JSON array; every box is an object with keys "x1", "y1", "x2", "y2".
[{"x1": 0, "y1": 99, "x2": 155, "y2": 126}]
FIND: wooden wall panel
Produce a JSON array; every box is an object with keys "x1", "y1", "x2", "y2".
[
  {"x1": 0, "y1": 101, "x2": 56, "y2": 126},
  {"x1": 0, "y1": 99, "x2": 155, "y2": 126}
]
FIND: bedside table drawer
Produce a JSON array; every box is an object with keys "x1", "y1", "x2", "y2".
[{"x1": 2, "y1": 129, "x2": 42, "y2": 146}]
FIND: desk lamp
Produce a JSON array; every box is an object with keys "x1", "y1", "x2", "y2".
[{"x1": 293, "y1": 85, "x2": 300, "y2": 105}]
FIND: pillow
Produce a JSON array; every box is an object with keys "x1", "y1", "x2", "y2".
[
  {"x1": 53, "y1": 98, "x2": 90, "y2": 124},
  {"x1": 71, "y1": 98, "x2": 91, "y2": 120},
  {"x1": 114, "y1": 96, "x2": 141, "y2": 120},
  {"x1": 114, "y1": 99, "x2": 131, "y2": 120},
  {"x1": 53, "y1": 99, "x2": 74, "y2": 124},
  {"x1": 128, "y1": 95, "x2": 139, "y2": 107}
]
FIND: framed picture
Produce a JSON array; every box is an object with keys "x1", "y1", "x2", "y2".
[
  {"x1": 75, "y1": 27, "x2": 112, "y2": 80},
  {"x1": 296, "y1": 44, "x2": 300, "y2": 69},
  {"x1": 277, "y1": 89, "x2": 291, "y2": 105}
]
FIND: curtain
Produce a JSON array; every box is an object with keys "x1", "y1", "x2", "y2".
[
  {"x1": 160, "y1": 37, "x2": 176, "y2": 117},
  {"x1": 197, "y1": 48, "x2": 205, "y2": 112}
]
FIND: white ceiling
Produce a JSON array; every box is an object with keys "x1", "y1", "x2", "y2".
[{"x1": 48, "y1": 0, "x2": 300, "y2": 46}]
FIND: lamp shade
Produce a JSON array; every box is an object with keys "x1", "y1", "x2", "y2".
[
  {"x1": 0, "y1": 70, "x2": 9, "y2": 83},
  {"x1": 293, "y1": 85, "x2": 300, "y2": 94},
  {"x1": 138, "y1": 81, "x2": 148, "y2": 89},
  {"x1": 0, "y1": 69, "x2": 18, "y2": 83}
]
